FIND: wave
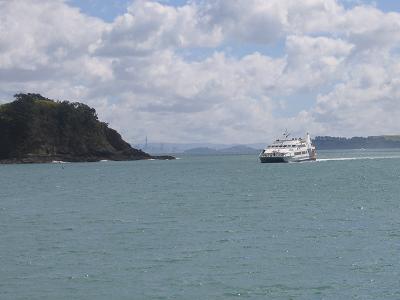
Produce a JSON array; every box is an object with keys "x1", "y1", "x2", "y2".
[
  {"x1": 317, "y1": 156, "x2": 400, "y2": 162},
  {"x1": 52, "y1": 160, "x2": 68, "y2": 164}
]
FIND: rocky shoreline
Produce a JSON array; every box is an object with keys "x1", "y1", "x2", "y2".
[{"x1": 0, "y1": 154, "x2": 175, "y2": 164}]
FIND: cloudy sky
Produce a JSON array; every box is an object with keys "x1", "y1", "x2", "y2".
[{"x1": 1, "y1": 0, "x2": 400, "y2": 144}]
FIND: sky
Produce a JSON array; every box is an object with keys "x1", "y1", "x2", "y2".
[{"x1": 1, "y1": 0, "x2": 400, "y2": 144}]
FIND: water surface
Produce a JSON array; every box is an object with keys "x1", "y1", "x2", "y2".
[{"x1": 1, "y1": 150, "x2": 400, "y2": 299}]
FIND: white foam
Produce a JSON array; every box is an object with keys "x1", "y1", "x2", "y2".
[
  {"x1": 52, "y1": 160, "x2": 68, "y2": 164},
  {"x1": 317, "y1": 156, "x2": 400, "y2": 162},
  {"x1": 100, "y1": 160, "x2": 109, "y2": 162}
]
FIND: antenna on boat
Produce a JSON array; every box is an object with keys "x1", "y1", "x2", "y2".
[
  {"x1": 306, "y1": 132, "x2": 311, "y2": 147},
  {"x1": 283, "y1": 129, "x2": 290, "y2": 139}
]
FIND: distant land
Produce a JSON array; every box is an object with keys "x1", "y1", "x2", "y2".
[
  {"x1": 134, "y1": 142, "x2": 266, "y2": 154},
  {"x1": 137, "y1": 136, "x2": 400, "y2": 155},
  {"x1": 313, "y1": 136, "x2": 400, "y2": 150},
  {"x1": 184, "y1": 145, "x2": 261, "y2": 155},
  {"x1": 0, "y1": 93, "x2": 173, "y2": 163}
]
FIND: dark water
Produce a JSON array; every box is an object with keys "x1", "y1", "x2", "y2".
[{"x1": 1, "y1": 150, "x2": 400, "y2": 299}]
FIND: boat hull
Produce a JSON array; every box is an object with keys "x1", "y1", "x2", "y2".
[
  {"x1": 259, "y1": 156, "x2": 316, "y2": 163},
  {"x1": 259, "y1": 156, "x2": 287, "y2": 163}
]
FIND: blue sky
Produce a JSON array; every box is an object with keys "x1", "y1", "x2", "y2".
[
  {"x1": 66, "y1": 0, "x2": 400, "y2": 62},
  {"x1": 68, "y1": 0, "x2": 400, "y2": 22},
  {"x1": 66, "y1": 0, "x2": 287, "y2": 62},
  {"x1": 67, "y1": 0, "x2": 190, "y2": 22}
]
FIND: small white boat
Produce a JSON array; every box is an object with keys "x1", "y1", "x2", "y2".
[{"x1": 259, "y1": 132, "x2": 317, "y2": 163}]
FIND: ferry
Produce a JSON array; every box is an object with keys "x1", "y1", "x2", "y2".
[{"x1": 259, "y1": 132, "x2": 316, "y2": 163}]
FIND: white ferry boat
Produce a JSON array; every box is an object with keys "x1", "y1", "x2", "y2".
[{"x1": 259, "y1": 132, "x2": 316, "y2": 163}]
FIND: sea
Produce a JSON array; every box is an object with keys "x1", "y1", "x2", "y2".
[{"x1": 1, "y1": 149, "x2": 400, "y2": 300}]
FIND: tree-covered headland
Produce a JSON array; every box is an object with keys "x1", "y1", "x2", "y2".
[{"x1": 0, "y1": 93, "x2": 172, "y2": 163}]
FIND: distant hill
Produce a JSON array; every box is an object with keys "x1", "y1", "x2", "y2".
[
  {"x1": 0, "y1": 93, "x2": 173, "y2": 163},
  {"x1": 184, "y1": 147, "x2": 219, "y2": 155},
  {"x1": 134, "y1": 142, "x2": 237, "y2": 154},
  {"x1": 219, "y1": 145, "x2": 261, "y2": 155},
  {"x1": 313, "y1": 136, "x2": 400, "y2": 149},
  {"x1": 184, "y1": 145, "x2": 260, "y2": 155}
]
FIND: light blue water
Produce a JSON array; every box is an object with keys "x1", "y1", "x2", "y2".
[{"x1": 1, "y1": 150, "x2": 400, "y2": 299}]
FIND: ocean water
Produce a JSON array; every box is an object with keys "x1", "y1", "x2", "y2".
[{"x1": 1, "y1": 150, "x2": 400, "y2": 300}]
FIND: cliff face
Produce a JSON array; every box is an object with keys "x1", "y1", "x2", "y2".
[{"x1": 0, "y1": 93, "x2": 168, "y2": 163}]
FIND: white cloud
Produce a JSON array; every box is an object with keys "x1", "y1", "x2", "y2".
[
  {"x1": 0, "y1": 0, "x2": 105, "y2": 69},
  {"x1": 280, "y1": 35, "x2": 354, "y2": 91},
  {"x1": 342, "y1": 6, "x2": 400, "y2": 51},
  {"x1": 311, "y1": 59, "x2": 400, "y2": 136},
  {"x1": 94, "y1": 50, "x2": 284, "y2": 143},
  {"x1": 1, "y1": 0, "x2": 400, "y2": 143},
  {"x1": 94, "y1": 0, "x2": 222, "y2": 57}
]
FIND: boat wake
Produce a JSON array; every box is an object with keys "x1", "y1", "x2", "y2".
[{"x1": 317, "y1": 156, "x2": 400, "y2": 162}]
